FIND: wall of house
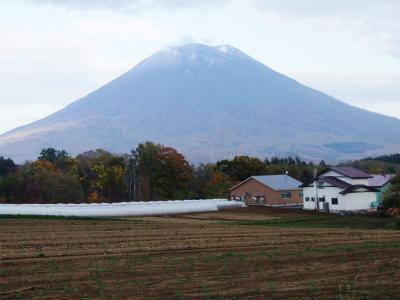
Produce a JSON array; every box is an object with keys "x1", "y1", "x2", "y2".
[
  {"x1": 230, "y1": 178, "x2": 302, "y2": 206},
  {"x1": 303, "y1": 185, "x2": 377, "y2": 211},
  {"x1": 303, "y1": 186, "x2": 344, "y2": 211},
  {"x1": 346, "y1": 178, "x2": 370, "y2": 185},
  {"x1": 302, "y1": 186, "x2": 316, "y2": 210},
  {"x1": 321, "y1": 171, "x2": 342, "y2": 177},
  {"x1": 376, "y1": 183, "x2": 391, "y2": 203},
  {"x1": 340, "y1": 192, "x2": 377, "y2": 211}
]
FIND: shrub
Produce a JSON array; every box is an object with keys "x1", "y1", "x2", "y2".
[{"x1": 383, "y1": 175, "x2": 400, "y2": 208}]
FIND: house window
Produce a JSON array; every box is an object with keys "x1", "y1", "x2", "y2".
[
  {"x1": 332, "y1": 198, "x2": 338, "y2": 205},
  {"x1": 311, "y1": 197, "x2": 315, "y2": 202},
  {"x1": 299, "y1": 192, "x2": 303, "y2": 198},
  {"x1": 256, "y1": 196, "x2": 264, "y2": 204},
  {"x1": 317, "y1": 181, "x2": 324, "y2": 188},
  {"x1": 318, "y1": 197, "x2": 325, "y2": 202},
  {"x1": 305, "y1": 197, "x2": 310, "y2": 202},
  {"x1": 282, "y1": 192, "x2": 292, "y2": 199}
]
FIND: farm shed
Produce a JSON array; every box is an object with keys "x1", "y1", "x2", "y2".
[{"x1": 229, "y1": 175, "x2": 303, "y2": 206}]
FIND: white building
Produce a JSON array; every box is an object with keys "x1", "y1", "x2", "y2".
[{"x1": 302, "y1": 166, "x2": 392, "y2": 212}]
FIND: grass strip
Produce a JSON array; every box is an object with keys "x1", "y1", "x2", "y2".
[
  {"x1": 223, "y1": 215, "x2": 331, "y2": 226},
  {"x1": 305, "y1": 241, "x2": 400, "y2": 253},
  {"x1": 222, "y1": 215, "x2": 394, "y2": 229}
]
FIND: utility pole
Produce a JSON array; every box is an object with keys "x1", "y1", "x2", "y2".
[
  {"x1": 313, "y1": 168, "x2": 319, "y2": 211},
  {"x1": 132, "y1": 157, "x2": 136, "y2": 201},
  {"x1": 130, "y1": 151, "x2": 138, "y2": 202}
]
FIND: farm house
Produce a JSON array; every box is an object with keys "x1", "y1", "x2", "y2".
[
  {"x1": 229, "y1": 174, "x2": 303, "y2": 206},
  {"x1": 302, "y1": 166, "x2": 394, "y2": 212}
]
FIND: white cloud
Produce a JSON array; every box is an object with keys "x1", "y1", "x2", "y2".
[
  {"x1": 17, "y1": 0, "x2": 224, "y2": 11},
  {"x1": 255, "y1": 0, "x2": 400, "y2": 58},
  {"x1": 0, "y1": 2, "x2": 174, "y2": 109},
  {"x1": 254, "y1": 0, "x2": 400, "y2": 18},
  {"x1": 73, "y1": 18, "x2": 171, "y2": 43}
]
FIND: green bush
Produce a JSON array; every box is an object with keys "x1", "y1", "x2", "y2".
[{"x1": 383, "y1": 175, "x2": 400, "y2": 208}]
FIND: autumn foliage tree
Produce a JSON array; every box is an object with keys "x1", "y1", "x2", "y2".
[
  {"x1": 157, "y1": 146, "x2": 193, "y2": 199},
  {"x1": 132, "y1": 142, "x2": 193, "y2": 200},
  {"x1": 0, "y1": 160, "x2": 83, "y2": 203},
  {"x1": 38, "y1": 148, "x2": 75, "y2": 171},
  {"x1": 217, "y1": 156, "x2": 267, "y2": 182},
  {"x1": 76, "y1": 150, "x2": 127, "y2": 202}
]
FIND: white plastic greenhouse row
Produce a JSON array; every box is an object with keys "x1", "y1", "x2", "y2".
[{"x1": 0, "y1": 199, "x2": 245, "y2": 217}]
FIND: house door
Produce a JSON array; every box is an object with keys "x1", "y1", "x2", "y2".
[
  {"x1": 244, "y1": 193, "x2": 251, "y2": 205},
  {"x1": 323, "y1": 202, "x2": 329, "y2": 213}
]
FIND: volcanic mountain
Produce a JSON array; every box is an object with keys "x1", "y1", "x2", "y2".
[{"x1": 1, "y1": 43, "x2": 400, "y2": 162}]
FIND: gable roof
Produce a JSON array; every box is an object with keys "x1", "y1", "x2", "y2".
[
  {"x1": 320, "y1": 176, "x2": 352, "y2": 189},
  {"x1": 368, "y1": 174, "x2": 395, "y2": 187},
  {"x1": 300, "y1": 166, "x2": 372, "y2": 188},
  {"x1": 330, "y1": 166, "x2": 372, "y2": 179},
  {"x1": 339, "y1": 185, "x2": 380, "y2": 195},
  {"x1": 229, "y1": 175, "x2": 303, "y2": 191}
]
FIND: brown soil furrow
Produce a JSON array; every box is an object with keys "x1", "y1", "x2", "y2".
[{"x1": 1, "y1": 209, "x2": 399, "y2": 299}]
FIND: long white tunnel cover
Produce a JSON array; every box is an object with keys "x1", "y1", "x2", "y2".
[{"x1": 0, "y1": 199, "x2": 245, "y2": 217}]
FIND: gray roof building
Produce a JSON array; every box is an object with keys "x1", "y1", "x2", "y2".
[{"x1": 230, "y1": 175, "x2": 303, "y2": 191}]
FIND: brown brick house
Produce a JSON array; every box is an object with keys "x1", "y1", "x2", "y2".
[{"x1": 229, "y1": 175, "x2": 303, "y2": 206}]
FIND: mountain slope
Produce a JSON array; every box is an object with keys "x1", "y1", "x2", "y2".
[{"x1": 1, "y1": 43, "x2": 400, "y2": 162}]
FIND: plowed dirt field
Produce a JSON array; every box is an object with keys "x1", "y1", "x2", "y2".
[{"x1": 1, "y1": 207, "x2": 399, "y2": 299}]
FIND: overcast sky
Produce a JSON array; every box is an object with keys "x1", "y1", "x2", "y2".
[{"x1": 1, "y1": 0, "x2": 400, "y2": 134}]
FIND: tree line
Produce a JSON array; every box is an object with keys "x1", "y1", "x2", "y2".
[
  {"x1": 0, "y1": 142, "x2": 398, "y2": 205},
  {"x1": 361, "y1": 154, "x2": 400, "y2": 165},
  {"x1": 343, "y1": 154, "x2": 400, "y2": 174},
  {"x1": 0, "y1": 142, "x2": 327, "y2": 203}
]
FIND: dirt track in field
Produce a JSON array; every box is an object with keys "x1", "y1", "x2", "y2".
[{"x1": 1, "y1": 208, "x2": 400, "y2": 299}]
